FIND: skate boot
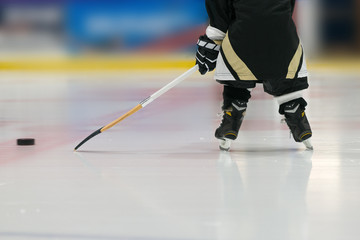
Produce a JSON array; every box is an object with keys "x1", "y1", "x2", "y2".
[
  {"x1": 215, "y1": 100, "x2": 247, "y2": 151},
  {"x1": 283, "y1": 100, "x2": 313, "y2": 150}
]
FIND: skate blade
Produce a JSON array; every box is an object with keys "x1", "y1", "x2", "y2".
[
  {"x1": 303, "y1": 138, "x2": 313, "y2": 150},
  {"x1": 219, "y1": 139, "x2": 232, "y2": 151}
]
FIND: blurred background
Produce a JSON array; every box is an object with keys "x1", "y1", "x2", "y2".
[{"x1": 0, "y1": 0, "x2": 359, "y2": 71}]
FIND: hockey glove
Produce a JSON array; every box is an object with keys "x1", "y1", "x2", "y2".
[{"x1": 196, "y1": 35, "x2": 220, "y2": 75}]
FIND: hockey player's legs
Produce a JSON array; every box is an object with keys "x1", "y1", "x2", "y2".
[
  {"x1": 260, "y1": 74, "x2": 313, "y2": 149},
  {"x1": 275, "y1": 91, "x2": 313, "y2": 150},
  {"x1": 215, "y1": 82, "x2": 252, "y2": 151}
]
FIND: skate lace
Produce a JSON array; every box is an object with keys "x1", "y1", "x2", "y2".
[
  {"x1": 217, "y1": 112, "x2": 229, "y2": 128},
  {"x1": 281, "y1": 118, "x2": 293, "y2": 139},
  {"x1": 217, "y1": 112, "x2": 225, "y2": 126}
]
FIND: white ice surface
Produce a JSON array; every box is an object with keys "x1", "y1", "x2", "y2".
[{"x1": 1, "y1": 69, "x2": 360, "y2": 240}]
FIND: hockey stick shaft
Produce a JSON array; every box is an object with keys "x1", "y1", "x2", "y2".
[{"x1": 74, "y1": 65, "x2": 199, "y2": 151}]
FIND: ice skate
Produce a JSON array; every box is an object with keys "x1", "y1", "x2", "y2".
[
  {"x1": 215, "y1": 100, "x2": 247, "y2": 151},
  {"x1": 283, "y1": 101, "x2": 313, "y2": 150}
]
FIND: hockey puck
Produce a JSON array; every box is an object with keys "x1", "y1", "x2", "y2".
[{"x1": 17, "y1": 138, "x2": 35, "y2": 146}]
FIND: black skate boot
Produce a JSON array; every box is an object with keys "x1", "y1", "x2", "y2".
[
  {"x1": 215, "y1": 100, "x2": 247, "y2": 151},
  {"x1": 282, "y1": 99, "x2": 313, "y2": 150}
]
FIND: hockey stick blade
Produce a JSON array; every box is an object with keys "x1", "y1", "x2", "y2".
[
  {"x1": 74, "y1": 65, "x2": 199, "y2": 151},
  {"x1": 74, "y1": 128, "x2": 102, "y2": 151}
]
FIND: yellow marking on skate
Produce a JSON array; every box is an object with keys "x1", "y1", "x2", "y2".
[
  {"x1": 225, "y1": 133, "x2": 237, "y2": 137},
  {"x1": 302, "y1": 112, "x2": 305, "y2": 117},
  {"x1": 226, "y1": 111, "x2": 232, "y2": 116},
  {"x1": 300, "y1": 133, "x2": 312, "y2": 139}
]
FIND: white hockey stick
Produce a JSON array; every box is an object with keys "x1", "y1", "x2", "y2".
[{"x1": 74, "y1": 65, "x2": 199, "y2": 151}]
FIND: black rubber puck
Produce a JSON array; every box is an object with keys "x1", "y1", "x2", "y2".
[{"x1": 17, "y1": 138, "x2": 35, "y2": 146}]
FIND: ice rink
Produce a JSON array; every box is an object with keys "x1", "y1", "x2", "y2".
[{"x1": 1, "y1": 68, "x2": 360, "y2": 240}]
